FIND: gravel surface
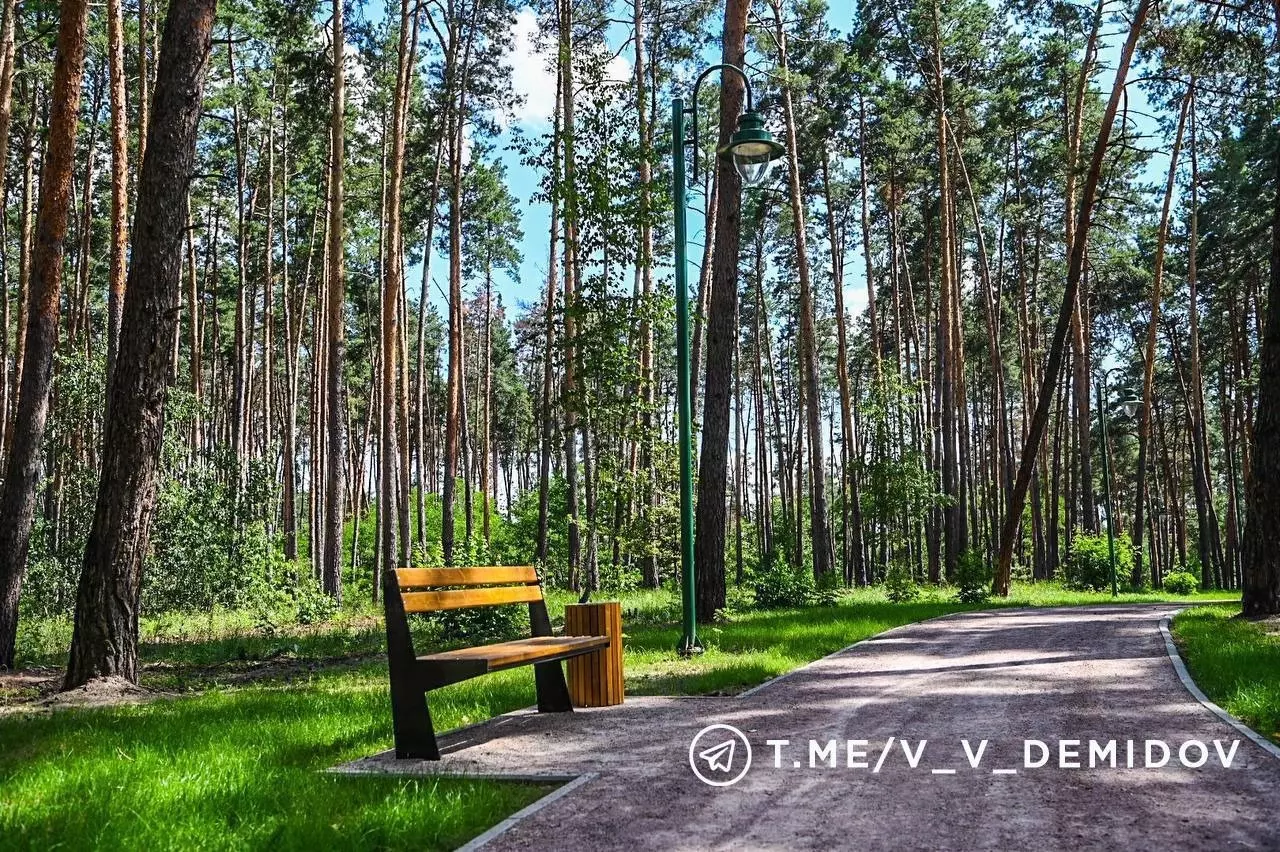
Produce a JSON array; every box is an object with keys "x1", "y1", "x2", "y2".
[{"x1": 341, "y1": 604, "x2": 1280, "y2": 851}]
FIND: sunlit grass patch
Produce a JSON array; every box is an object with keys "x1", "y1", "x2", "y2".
[
  {"x1": 0, "y1": 672, "x2": 548, "y2": 851},
  {"x1": 1172, "y1": 605, "x2": 1280, "y2": 745}
]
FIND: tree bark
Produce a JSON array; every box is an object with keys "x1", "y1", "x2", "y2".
[
  {"x1": 995, "y1": 0, "x2": 1151, "y2": 595},
  {"x1": 65, "y1": 0, "x2": 217, "y2": 686},
  {"x1": 558, "y1": 0, "x2": 581, "y2": 585},
  {"x1": 1241, "y1": 133, "x2": 1280, "y2": 616},
  {"x1": 104, "y1": 0, "x2": 129, "y2": 382},
  {"x1": 322, "y1": 0, "x2": 347, "y2": 601},
  {"x1": 535, "y1": 74, "x2": 561, "y2": 566},
  {"x1": 693, "y1": 0, "x2": 750, "y2": 620},
  {"x1": 1133, "y1": 90, "x2": 1189, "y2": 587},
  {"x1": 773, "y1": 2, "x2": 832, "y2": 581},
  {"x1": 0, "y1": 0, "x2": 91, "y2": 670}
]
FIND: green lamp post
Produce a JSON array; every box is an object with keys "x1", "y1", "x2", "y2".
[
  {"x1": 1097, "y1": 366, "x2": 1139, "y2": 597},
  {"x1": 672, "y1": 65, "x2": 785, "y2": 656}
]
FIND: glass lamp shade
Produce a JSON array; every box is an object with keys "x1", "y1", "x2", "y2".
[
  {"x1": 733, "y1": 154, "x2": 775, "y2": 187},
  {"x1": 722, "y1": 110, "x2": 785, "y2": 189},
  {"x1": 1119, "y1": 400, "x2": 1140, "y2": 418}
]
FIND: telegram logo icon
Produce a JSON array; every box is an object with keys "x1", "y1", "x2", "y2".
[{"x1": 688, "y1": 723, "x2": 753, "y2": 787}]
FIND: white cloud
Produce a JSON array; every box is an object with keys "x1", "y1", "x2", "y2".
[
  {"x1": 605, "y1": 49, "x2": 632, "y2": 86},
  {"x1": 500, "y1": 9, "x2": 635, "y2": 129},
  {"x1": 502, "y1": 8, "x2": 558, "y2": 128}
]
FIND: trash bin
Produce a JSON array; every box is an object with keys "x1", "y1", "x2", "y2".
[{"x1": 564, "y1": 601, "x2": 624, "y2": 707}]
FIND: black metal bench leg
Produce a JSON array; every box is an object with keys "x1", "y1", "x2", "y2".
[
  {"x1": 534, "y1": 660, "x2": 573, "y2": 712},
  {"x1": 390, "y1": 683, "x2": 441, "y2": 760}
]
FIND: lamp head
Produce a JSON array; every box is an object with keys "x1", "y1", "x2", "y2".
[{"x1": 722, "y1": 111, "x2": 786, "y2": 188}]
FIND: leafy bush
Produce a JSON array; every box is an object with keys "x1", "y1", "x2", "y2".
[
  {"x1": 430, "y1": 604, "x2": 527, "y2": 644},
  {"x1": 1064, "y1": 532, "x2": 1134, "y2": 592},
  {"x1": 884, "y1": 562, "x2": 919, "y2": 603},
  {"x1": 751, "y1": 553, "x2": 815, "y2": 609},
  {"x1": 814, "y1": 570, "x2": 845, "y2": 607},
  {"x1": 146, "y1": 456, "x2": 282, "y2": 613},
  {"x1": 294, "y1": 580, "x2": 340, "y2": 625},
  {"x1": 953, "y1": 549, "x2": 992, "y2": 603},
  {"x1": 717, "y1": 584, "x2": 756, "y2": 620},
  {"x1": 1162, "y1": 571, "x2": 1199, "y2": 595}
]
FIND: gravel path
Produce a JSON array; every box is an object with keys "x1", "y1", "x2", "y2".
[{"x1": 341, "y1": 604, "x2": 1280, "y2": 850}]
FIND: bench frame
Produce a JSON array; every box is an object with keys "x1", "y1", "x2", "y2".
[{"x1": 382, "y1": 566, "x2": 601, "y2": 760}]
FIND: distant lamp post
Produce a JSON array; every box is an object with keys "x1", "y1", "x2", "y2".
[
  {"x1": 1097, "y1": 366, "x2": 1139, "y2": 597},
  {"x1": 673, "y1": 65, "x2": 784, "y2": 656}
]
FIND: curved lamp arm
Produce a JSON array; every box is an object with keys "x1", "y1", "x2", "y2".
[{"x1": 686, "y1": 63, "x2": 754, "y2": 183}]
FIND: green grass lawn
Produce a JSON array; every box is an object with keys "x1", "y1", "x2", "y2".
[
  {"x1": 1172, "y1": 604, "x2": 1280, "y2": 745},
  {"x1": 0, "y1": 582, "x2": 1239, "y2": 851}
]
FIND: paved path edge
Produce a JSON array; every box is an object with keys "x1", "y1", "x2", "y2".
[
  {"x1": 454, "y1": 772, "x2": 598, "y2": 852},
  {"x1": 1159, "y1": 610, "x2": 1280, "y2": 761}
]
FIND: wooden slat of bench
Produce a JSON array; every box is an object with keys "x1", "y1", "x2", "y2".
[
  {"x1": 419, "y1": 635, "x2": 610, "y2": 672},
  {"x1": 395, "y1": 566, "x2": 537, "y2": 588},
  {"x1": 400, "y1": 584, "x2": 543, "y2": 613}
]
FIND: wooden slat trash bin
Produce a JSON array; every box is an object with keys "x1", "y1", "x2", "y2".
[{"x1": 564, "y1": 601, "x2": 624, "y2": 707}]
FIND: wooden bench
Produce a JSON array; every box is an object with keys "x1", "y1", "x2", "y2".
[{"x1": 382, "y1": 566, "x2": 611, "y2": 760}]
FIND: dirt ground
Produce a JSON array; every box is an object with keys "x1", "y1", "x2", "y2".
[{"x1": 0, "y1": 652, "x2": 382, "y2": 715}]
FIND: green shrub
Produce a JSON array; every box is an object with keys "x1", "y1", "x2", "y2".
[
  {"x1": 884, "y1": 562, "x2": 919, "y2": 603},
  {"x1": 1162, "y1": 570, "x2": 1199, "y2": 595},
  {"x1": 717, "y1": 584, "x2": 756, "y2": 620},
  {"x1": 814, "y1": 570, "x2": 844, "y2": 607},
  {"x1": 294, "y1": 579, "x2": 339, "y2": 625},
  {"x1": 431, "y1": 603, "x2": 527, "y2": 643},
  {"x1": 752, "y1": 553, "x2": 815, "y2": 609},
  {"x1": 1064, "y1": 532, "x2": 1134, "y2": 592},
  {"x1": 953, "y1": 549, "x2": 992, "y2": 603}
]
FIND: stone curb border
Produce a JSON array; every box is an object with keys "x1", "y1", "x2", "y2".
[
  {"x1": 454, "y1": 772, "x2": 598, "y2": 852},
  {"x1": 1159, "y1": 611, "x2": 1280, "y2": 761}
]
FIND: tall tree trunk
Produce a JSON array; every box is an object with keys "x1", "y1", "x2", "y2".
[
  {"x1": 322, "y1": 0, "x2": 347, "y2": 601},
  {"x1": 774, "y1": 0, "x2": 832, "y2": 580},
  {"x1": 0, "y1": 0, "x2": 91, "y2": 670},
  {"x1": 932, "y1": 1, "x2": 964, "y2": 578},
  {"x1": 558, "y1": 0, "x2": 581, "y2": 585},
  {"x1": 693, "y1": 0, "x2": 750, "y2": 620},
  {"x1": 481, "y1": 268, "x2": 493, "y2": 545},
  {"x1": 1063, "y1": 0, "x2": 1104, "y2": 539},
  {"x1": 1183, "y1": 86, "x2": 1223, "y2": 589},
  {"x1": 1133, "y1": 90, "x2": 1189, "y2": 587},
  {"x1": 0, "y1": 0, "x2": 17, "y2": 460},
  {"x1": 65, "y1": 0, "x2": 217, "y2": 686},
  {"x1": 995, "y1": 0, "x2": 1151, "y2": 595},
  {"x1": 414, "y1": 131, "x2": 445, "y2": 550},
  {"x1": 443, "y1": 7, "x2": 468, "y2": 567},
  {"x1": 633, "y1": 0, "x2": 658, "y2": 588},
  {"x1": 380, "y1": 0, "x2": 414, "y2": 574},
  {"x1": 1240, "y1": 133, "x2": 1280, "y2": 616},
  {"x1": 535, "y1": 75, "x2": 562, "y2": 566},
  {"x1": 104, "y1": 0, "x2": 128, "y2": 381},
  {"x1": 824, "y1": 148, "x2": 863, "y2": 586}
]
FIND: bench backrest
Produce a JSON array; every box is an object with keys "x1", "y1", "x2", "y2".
[
  {"x1": 382, "y1": 567, "x2": 556, "y2": 668},
  {"x1": 392, "y1": 567, "x2": 544, "y2": 613}
]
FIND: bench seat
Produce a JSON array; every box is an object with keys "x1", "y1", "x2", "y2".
[{"x1": 418, "y1": 635, "x2": 611, "y2": 672}]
